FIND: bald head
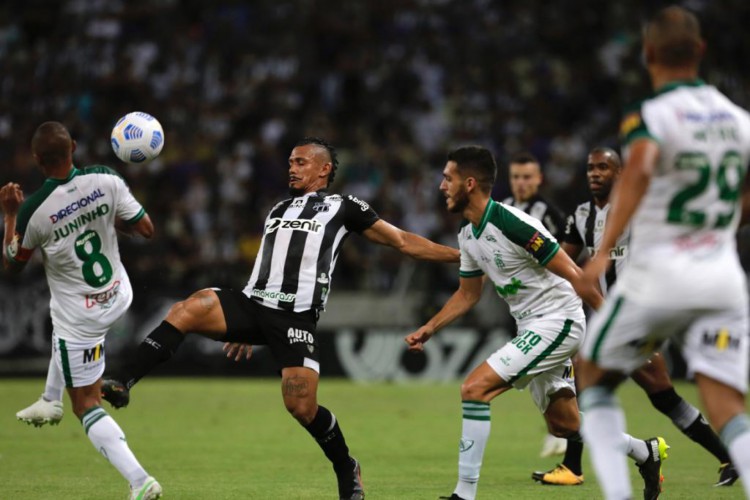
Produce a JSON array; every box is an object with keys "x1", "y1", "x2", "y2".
[
  {"x1": 644, "y1": 6, "x2": 704, "y2": 68},
  {"x1": 32, "y1": 122, "x2": 74, "y2": 168}
]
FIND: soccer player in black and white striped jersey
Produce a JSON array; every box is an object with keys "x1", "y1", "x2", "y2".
[
  {"x1": 102, "y1": 137, "x2": 460, "y2": 499},
  {"x1": 531, "y1": 147, "x2": 737, "y2": 487}
]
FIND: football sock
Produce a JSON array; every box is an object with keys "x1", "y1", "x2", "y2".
[
  {"x1": 120, "y1": 321, "x2": 184, "y2": 389},
  {"x1": 720, "y1": 413, "x2": 750, "y2": 498},
  {"x1": 304, "y1": 405, "x2": 352, "y2": 471},
  {"x1": 649, "y1": 388, "x2": 729, "y2": 462},
  {"x1": 43, "y1": 356, "x2": 65, "y2": 402},
  {"x1": 81, "y1": 406, "x2": 148, "y2": 487},
  {"x1": 561, "y1": 432, "x2": 584, "y2": 475},
  {"x1": 624, "y1": 434, "x2": 649, "y2": 464},
  {"x1": 580, "y1": 387, "x2": 632, "y2": 500},
  {"x1": 454, "y1": 401, "x2": 491, "y2": 500}
]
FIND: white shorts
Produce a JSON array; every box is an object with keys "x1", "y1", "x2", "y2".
[
  {"x1": 581, "y1": 292, "x2": 750, "y2": 393},
  {"x1": 52, "y1": 332, "x2": 106, "y2": 388},
  {"x1": 486, "y1": 314, "x2": 584, "y2": 412}
]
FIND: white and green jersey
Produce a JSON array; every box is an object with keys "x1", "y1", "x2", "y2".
[
  {"x1": 11, "y1": 166, "x2": 146, "y2": 341},
  {"x1": 458, "y1": 200, "x2": 582, "y2": 322},
  {"x1": 618, "y1": 79, "x2": 750, "y2": 308}
]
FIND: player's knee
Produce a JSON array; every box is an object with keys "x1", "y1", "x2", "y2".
[
  {"x1": 284, "y1": 398, "x2": 316, "y2": 424},
  {"x1": 460, "y1": 378, "x2": 486, "y2": 401},
  {"x1": 547, "y1": 417, "x2": 578, "y2": 438},
  {"x1": 167, "y1": 290, "x2": 217, "y2": 326}
]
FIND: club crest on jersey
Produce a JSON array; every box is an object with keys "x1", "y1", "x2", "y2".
[
  {"x1": 266, "y1": 218, "x2": 322, "y2": 234},
  {"x1": 312, "y1": 202, "x2": 330, "y2": 212},
  {"x1": 493, "y1": 251, "x2": 506, "y2": 269},
  {"x1": 85, "y1": 280, "x2": 121, "y2": 309}
]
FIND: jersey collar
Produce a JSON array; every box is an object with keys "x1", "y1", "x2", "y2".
[
  {"x1": 45, "y1": 166, "x2": 79, "y2": 185},
  {"x1": 654, "y1": 78, "x2": 705, "y2": 96},
  {"x1": 472, "y1": 199, "x2": 494, "y2": 239}
]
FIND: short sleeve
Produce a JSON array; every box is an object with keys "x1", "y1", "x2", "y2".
[
  {"x1": 112, "y1": 175, "x2": 146, "y2": 224},
  {"x1": 342, "y1": 195, "x2": 379, "y2": 233},
  {"x1": 458, "y1": 233, "x2": 483, "y2": 278},
  {"x1": 494, "y1": 204, "x2": 559, "y2": 265},
  {"x1": 619, "y1": 101, "x2": 658, "y2": 148}
]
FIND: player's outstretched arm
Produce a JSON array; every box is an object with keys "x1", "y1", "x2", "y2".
[
  {"x1": 405, "y1": 275, "x2": 483, "y2": 351},
  {"x1": 362, "y1": 219, "x2": 460, "y2": 263},
  {"x1": 1, "y1": 182, "x2": 28, "y2": 274}
]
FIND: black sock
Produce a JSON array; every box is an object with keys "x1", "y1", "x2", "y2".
[
  {"x1": 119, "y1": 321, "x2": 185, "y2": 389},
  {"x1": 683, "y1": 414, "x2": 731, "y2": 463},
  {"x1": 649, "y1": 388, "x2": 730, "y2": 463},
  {"x1": 304, "y1": 405, "x2": 352, "y2": 471},
  {"x1": 562, "y1": 432, "x2": 584, "y2": 475}
]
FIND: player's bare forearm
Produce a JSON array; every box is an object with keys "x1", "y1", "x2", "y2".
[
  {"x1": 405, "y1": 279, "x2": 482, "y2": 351},
  {"x1": 546, "y1": 250, "x2": 603, "y2": 310},
  {"x1": 363, "y1": 219, "x2": 459, "y2": 262},
  {"x1": 399, "y1": 231, "x2": 459, "y2": 262},
  {"x1": 2, "y1": 215, "x2": 24, "y2": 274}
]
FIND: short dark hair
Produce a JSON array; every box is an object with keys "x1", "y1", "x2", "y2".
[
  {"x1": 509, "y1": 151, "x2": 540, "y2": 166},
  {"x1": 32, "y1": 121, "x2": 72, "y2": 167},
  {"x1": 295, "y1": 137, "x2": 339, "y2": 186},
  {"x1": 447, "y1": 146, "x2": 497, "y2": 193},
  {"x1": 589, "y1": 146, "x2": 622, "y2": 168},
  {"x1": 645, "y1": 6, "x2": 703, "y2": 67}
]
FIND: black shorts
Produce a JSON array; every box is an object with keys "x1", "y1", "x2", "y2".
[{"x1": 215, "y1": 289, "x2": 320, "y2": 372}]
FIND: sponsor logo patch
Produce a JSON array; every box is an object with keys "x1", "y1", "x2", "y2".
[
  {"x1": 266, "y1": 218, "x2": 322, "y2": 234},
  {"x1": 85, "y1": 280, "x2": 121, "y2": 309}
]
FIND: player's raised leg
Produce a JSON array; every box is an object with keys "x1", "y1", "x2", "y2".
[{"x1": 102, "y1": 288, "x2": 227, "y2": 408}]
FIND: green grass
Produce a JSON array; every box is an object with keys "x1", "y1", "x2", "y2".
[{"x1": 1, "y1": 378, "x2": 746, "y2": 499}]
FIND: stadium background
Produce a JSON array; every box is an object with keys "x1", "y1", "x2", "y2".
[{"x1": 1, "y1": 0, "x2": 749, "y2": 380}]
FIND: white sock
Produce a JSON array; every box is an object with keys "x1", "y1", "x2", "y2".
[
  {"x1": 580, "y1": 388, "x2": 632, "y2": 500},
  {"x1": 721, "y1": 413, "x2": 750, "y2": 498},
  {"x1": 43, "y1": 357, "x2": 65, "y2": 402},
  {"x1": 82, "y1": 406, "x2": 149, "y2": 487},
  {"x1": 454, "y1": 401, "x2": 491, "y2": 500},
  {"x1": 624, "y1": 434, "x2": 649, "y2": 464}
]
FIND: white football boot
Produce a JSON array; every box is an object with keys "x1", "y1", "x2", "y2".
[{"x1": 16, "y1": 396, "x2": 64, "y2": 427}]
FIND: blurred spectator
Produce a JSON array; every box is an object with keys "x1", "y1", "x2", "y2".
[{"x1": 1, "y1": 0, "x2": 749, "y2": 301}]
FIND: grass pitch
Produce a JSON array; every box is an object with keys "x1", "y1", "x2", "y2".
[{"x1": 1, "y1": 378, "x2": 746, "y2": 499}]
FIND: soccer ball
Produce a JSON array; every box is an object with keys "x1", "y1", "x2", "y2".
[{"x1": 110, "y1": 112, "x2": 165, "y2": 163}]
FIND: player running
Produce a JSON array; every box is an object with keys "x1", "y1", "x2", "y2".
[
  {"x1": 576, "y1": 7, "x2": 750, "y2": 500},
  {"x1": 532, "y1": 147, "x2": 736, "y2": 488},
  {"x1": 1, "y1": 122, "x2": 162, "y2": 500}
]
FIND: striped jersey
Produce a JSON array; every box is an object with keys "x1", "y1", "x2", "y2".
[
  {"x1": 502, "y1": 194, "x2": 565, "y2": 239},
  {"x1": 243, "y1": 191, "x2": 379, "y2": 312},
  {"x1": 458, "y1": 200, "x2": 582, "y2": 322},
  {"x1": 618, "y1": 79, "x2": 750, "y2": 308},
  {"x1": 563, "y1": 201, "x2": 630, "y2": 294},
  {"x1": 11, "y1": 166, "x2": 146, "y2": 341}
]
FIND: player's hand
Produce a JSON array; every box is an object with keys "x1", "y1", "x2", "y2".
[
  {"x1": 578, "y1": 253, "x2": 610, "y2": 304},
  {"x1": 0, "y1": 183, "x2": 24, "y2": 215},
  {"x1": 223, "y1": 342, "x2": 253, "y2": 362},
  {"x1": 405, "y1": 325, "x2": 435, "y2": 352}
]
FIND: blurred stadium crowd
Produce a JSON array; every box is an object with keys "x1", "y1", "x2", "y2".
[{"x1": 1, "y1": 0, "x2": 749, "y2": 305}]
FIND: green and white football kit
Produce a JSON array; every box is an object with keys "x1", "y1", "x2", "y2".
[
  {"x1": 581, "y1": 80, "x2": 750, "y2": 393},
  {"x1": 11, "y1": 166, "x2": 145, "y2": 387},
  {"x1": 459, "y1": 200, "x2": 585, "y2": 412}
]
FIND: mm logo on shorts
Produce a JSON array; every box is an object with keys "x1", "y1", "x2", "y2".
[
  {"x1": 288, "y1": 328, "x2": 314, "y2": 345},
  {"x1": 703, "y1": 329, "x2": 739, "y2": 351},
  {"x1": 82, "y1": 342, "x2": 105, "y2": 364}
]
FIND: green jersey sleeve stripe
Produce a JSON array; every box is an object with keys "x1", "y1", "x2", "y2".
[
  {"x1": 125, "y1": 208, "x2": 146, "y2": 224},
  {"x1": 459, "y1": 269, "x2": 484, "y2": 278}
]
